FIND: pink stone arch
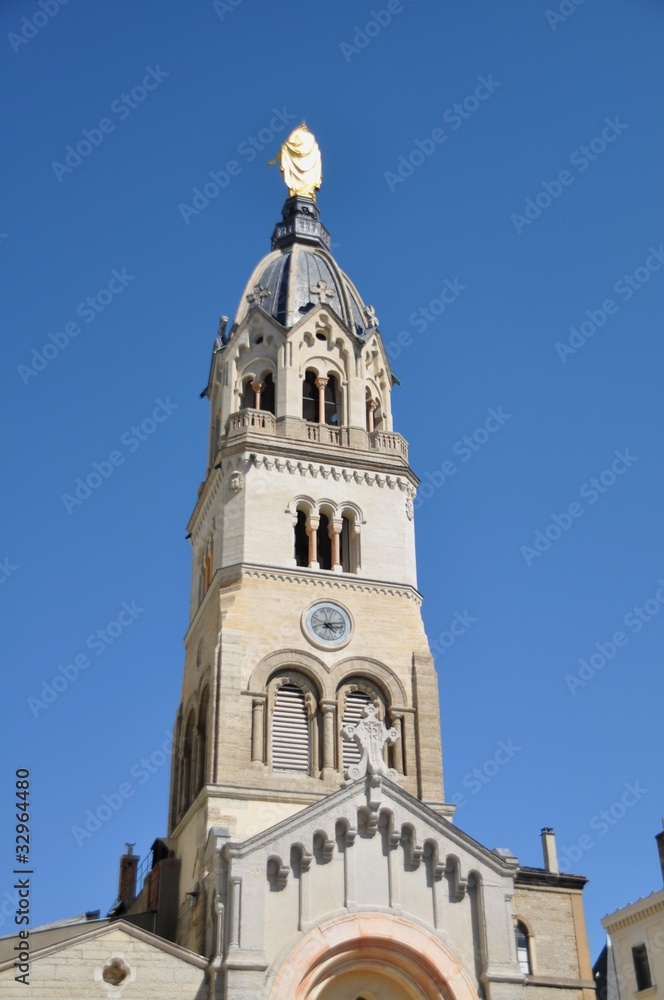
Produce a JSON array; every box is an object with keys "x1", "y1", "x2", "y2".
[{"x1": 268, "y1": 912, "x2": 478, "y2": 1000}]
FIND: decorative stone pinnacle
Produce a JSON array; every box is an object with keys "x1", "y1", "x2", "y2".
[{"x1": 341, "y1": 704, "x2": 400, "y2": 783}]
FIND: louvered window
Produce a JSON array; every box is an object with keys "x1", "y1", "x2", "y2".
[
  {"x1": 342, "y1": 691, "x2": 373, "y2": 770},
  {"x1": 272, "y1": 684, "x2": 309, "y2": 772}
]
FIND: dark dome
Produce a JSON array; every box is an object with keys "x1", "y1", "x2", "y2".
[{"x1": 233, "y1": 196, "x2": 374, "y2": 339}]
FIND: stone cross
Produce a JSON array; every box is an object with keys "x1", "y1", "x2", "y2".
[
  {"x1": 364, "y1": 304, "x2": 379, "y2": 328},
  {"x1": 341, "y1": 704, "x2": 399, "y2": 782},
  {"x1": 310, "y1": 279, "x2": 335, "y2": 303},
  {"x1": 246, "y1": 284, "x2": 270, "y2": 306}
]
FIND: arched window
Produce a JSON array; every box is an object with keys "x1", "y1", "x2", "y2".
[
  {"x1": 179, "y1": 710, "x2": 196, "y2": 815},
  {"x1": 515, "y1": 921, "x2": 532, "y2": 974},
  {"x1": 317, "y1": 512, "x2": 332, "y2": 570},
  {"x1": 195, "y1": 687, "x2": 210, "y2": 794},
  {"x1": 241, "y1": 378, "x2": 256, "y2": 409},
  {"x1": 261, "y1": 372, "x2": 275, "y2": 415},
  {"x1": 294, "y1": 510, "x2": 308, "y2": 567},
  {"x1": 302, "y1": 370, "x2": 318, "y2": 422},
  {"x1": 340, "y1": 510, "x2": 358, "y2": 573},
  {"x1": 324, "y1": 373, "x2": 339, "y2": 425},
  {"x1": 272, "y1": 684, "x2": 310, "y2": 773}
]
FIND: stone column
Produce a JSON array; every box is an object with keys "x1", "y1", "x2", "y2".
[
  {"x1": 250, "y1": 696, "x2": 266, "y2": 763},
  {"x1": 228, "y1": 877, "x2": 241, "y2": 950},
  {"x1": 250, "y1": 379, "x2": 265, "y2": 411},
  {"x1": 320, "y1": 700, "x2": 337, "y2": 778},
  {"x1": 389, "y1": 711, "x2": 404, "y2": 774},
  {"x1": 314, "y1": 376, "x2": 328, "y2": 424},
  {"x1": 331, "y1": 520, "x2": 343, "y2": 572},
  {"x1": 367, "y1": 398, "x2": 376, "y2": 433},
  {"x1": 307, "y1": 516, "x2": 319, "y2": 569}
]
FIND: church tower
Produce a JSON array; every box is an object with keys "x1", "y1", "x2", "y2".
[
  {"x1": 97, "y1": 127, "x2": 595, "y2": 1000},
  {"x1": 0, "y1": 125, "x2": 597, "y2": 1000},
  {"x1": 168, "y1": 126, "x2": 447, "y2": 895}
]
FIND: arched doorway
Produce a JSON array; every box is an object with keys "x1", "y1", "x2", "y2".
[{"x1": 268, "y1": 912, "x2": 477, "y2": 1000}]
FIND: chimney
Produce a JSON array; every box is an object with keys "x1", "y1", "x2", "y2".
[
  {"x1": 656, "y1": 821, "x2": 664, "y2": 884},
  {"x1": 118, "y1": 843, "x2": 138, "y2": 907},
  {"x1": 541, "y1": 828, "x2": 559, "y2": 874}
]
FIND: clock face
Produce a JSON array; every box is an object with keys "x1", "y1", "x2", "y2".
[{"x1": 304, "y1": 602, "x2": 352, "y2": 647}]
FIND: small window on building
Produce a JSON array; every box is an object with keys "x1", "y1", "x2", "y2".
[
  {"x1": 302, "y1": 370, "x2": 317, "y2": 422},
  {"x1": 324, "y1": 373, "x2": 339, "y2": 425},
  {"x1": 272, "y1": 684, "x2": 310, "y2": 773},
  {"x1": 261, "y1": 372, "x2": 275, "y2": 415},
  {"x1": 633, "y1": 944, "x2": 652, "y2": 991},
  {"x1": 241, "y1": 378, "x2": 256, "y2": 409},
  {"x1": 516, "y1": 922, "x2": 531, "y2": 974},
  {"x1": 340, "y1": 511, "x2": 358, "y2": 573},
  {"x1": 317, "y1": 512, "x2": 332, "y2": 570},
  {"x1": 294, "y1": 510, "x2": 309, "y2": 567}
]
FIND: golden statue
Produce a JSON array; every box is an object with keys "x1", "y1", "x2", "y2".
[{"x1": 270, "y1": 123, "x2": 322, "y2": 199}]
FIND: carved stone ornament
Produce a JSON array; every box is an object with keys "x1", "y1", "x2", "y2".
[
  {"x1": 229, "y1": 471, "x2": 244, "y2": 493},
  {"x1": 341, "y1": 704, "x2": 400, "y2": 783},
  {"x1": 94, "y1": 955, "x2": 136, "y2": 997},
  {"x1": 405, "y1": 497, "x2": 414, "y2": 521}
]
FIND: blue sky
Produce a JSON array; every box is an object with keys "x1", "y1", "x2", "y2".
[{"x1": 2, "y1": 0, "x2": 663, "y2": 963}]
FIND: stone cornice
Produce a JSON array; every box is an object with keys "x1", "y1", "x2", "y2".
[
  {"x1": 241, "y1": 564, "x2": 423, "y2": 603},
  {"x1": 246, "y1": 451, "x2": 414, "y2": 491},
  {"x1": 602, "y1": 888, "x2": 664, "y2": 930}
]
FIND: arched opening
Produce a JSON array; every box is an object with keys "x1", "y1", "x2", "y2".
[
  {"x1": 272, "y1": 684, "x2": 310, "y2": 773},
  {"x1": 302, "y1": 370, "x2": 318, "y2": 422},
  {"x1": 261, "y1": 372, "x2": 276, "y2": 415},
  {"x1": 268, "y1": 911, "x2": 480, "y2": 1000},
  {"x1": 340, "y1": 510, "x2": 358, "y2": 573},
  {"x1": 294, "y1": 510, "x2": 309, "y2": 567},
  {"x1": 179, "y1": 710, "x2": 196, "y2": 815},
  {"x1": 241, "y1": 378, "x2": 256, "y2": 409},
  {"x1": 317, "y1": 512, "x2": 332, "y2": 570},
  {"x1": 195, "y1": 687, "x2": 210, "y2": 794},
  {"x1": 515, "y1": 921, "x2": 532, "y2": 974},
  {"x1": 324, "y1": 374, "x2": 340, "y2": 425}
]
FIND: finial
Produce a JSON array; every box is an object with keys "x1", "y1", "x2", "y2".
[
  {"x1": 269, "y1": 123, "x2": 322, "y2": 200},
  {"x1": 341, "y1": 704, "x2": 400, "y2": 783}
]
